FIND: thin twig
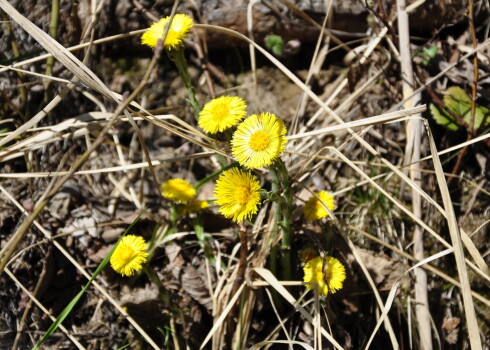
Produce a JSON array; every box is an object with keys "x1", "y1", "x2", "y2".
[{"x1": 396, "y1": 0, "x2": 432, "y2": 348}]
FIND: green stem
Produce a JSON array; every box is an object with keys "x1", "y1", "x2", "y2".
[
  {"x1": 271, "y1": 160, "x2": 294, "y2": 281},
  {"x1": 144, "y1": 265, "x2": 170, "y2": 306},
  {"x1": 269, "y1": 166, "x2": 283, "y2": 277},
  {"x1": 275, "y1": 160, "x2": 294, "y2": 250},
  {"x1": 168, "y1": 48, "x2": 201, "y2": 118},
  {"x1": 192, "y1": 215, "x2": 217, "y2": 266}
]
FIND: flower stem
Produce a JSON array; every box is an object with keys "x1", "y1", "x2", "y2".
[
  {"x1": 192, "y1": 215, "x2": 217, "y2": 266},
  {"x1": 144, "y1": 265, "x2": 170, "y2": 305},
  {"x1": 168, "y1": 48, "x2": 201, "y2": 118},
  {"x1": 275, "y1": 160, "x2": 294, "y2": 249},
  {"x1": 270, "y1": 162, "x2": 293, "y2": 280}
]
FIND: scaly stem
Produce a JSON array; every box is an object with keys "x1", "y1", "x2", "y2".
[
  {"x1": 168, "y1": 48, "x2": 201, "y2": 118},
  {"x1": 270, "y1": 161, "x2": 293, "y2": 281},
  {"x1": 275, "y1": 160, "x2": 293, "y2": 250},
  {"x1": 269, "y1": 166, "x2": 282, "y2": 278}
]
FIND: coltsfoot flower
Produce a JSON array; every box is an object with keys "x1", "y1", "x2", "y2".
[
  {"x1": 141, "y1": 14, "x2": 193, "y2": 50},
  {"x1": 110, "y1": 235, "x2": 149, "y2": 277},
  {"x1": 198, "y1": 96, "x2": 247, "y2": 134},
  {"x1": 180, "y1": 199, "x2": 209, "y2": 216},
  {"x1": 231, "y1": 112, "x2": 287, "y2": 169},
  {"x1": 303, "y1": 256, "x2": 346, "y2": 296},
  {"x1": 161, "y1": 178, "x2": 196, "y2": 203},
  {"x1": 214, "y1": 168, "x2": 261, "y2": 222},
  {"x1": 303, "y1": 191, "x2": 335, "y2": 221}
]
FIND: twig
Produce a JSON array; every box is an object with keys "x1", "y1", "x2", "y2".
[
  {"x1": 132, "y1": 0, "x2": 158, "y2": 22},
  {"x1": 396, "y1": 0, "x2": 432, "y2": 349},
  {"x1": 44, "y1": 0, "x2": 59, "y2": 92},
  {"x1": 468, "y1": 0, "x2": 479, "y2": 136}
]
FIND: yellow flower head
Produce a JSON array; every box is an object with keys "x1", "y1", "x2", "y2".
[
  {"x1": 214, "y1": 168, "x2": 261, "y2": 222},
  {"x1": 198, "y1": 96, "x2": 247, "y2": 134},
  {"x1": 110, "y1": 235, "x2": 149, "y2": 277},
  {"x1": 161, "y1": 178, "x2": 196, "y2": 203},
  {"x1": 231, "y1": 112, "x2": 287, "y2": 169},
  {"x1": 180, "y1": 199, "x2": 209, "y2": 216},
  {"x1": 303, "y1": 256, "x2": 346, "y2": 296},
  {"x1": 303, "y1": 191, "x2": 335, "y2": 221},
  {"x1": 141, "y1": 14, "x2": 193, "y2": 50}
]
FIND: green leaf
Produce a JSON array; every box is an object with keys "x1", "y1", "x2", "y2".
[
  {"x1": 420, "y1": 45, "x2": 439, "y2": 65},
  {"x1": 429, "y1": 103, "x2": 459, "y2": 131},
  {"x1": 422, "y1": 45, "x2": 439, "y2": 59},
  {"x1": 473, "y1": 104, "x2": 490, "y2": 130},
  {"x1": 264, "y1": 35, "x2": 284, "y2": 56},
  {"x1": 429, "y1": 86, "x2": 490, "y2": 131}
]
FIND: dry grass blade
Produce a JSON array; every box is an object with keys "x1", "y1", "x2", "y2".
[
  {"x1": 340, "y1": 231, "x2": 399, "y2": 348},
  {"x1": 395, "y1": 0, "x2": 430, "y2": 347},
  {"x1": 253, "y1": 268, "x2": 343, "y2": 350},
  {"x1": 287, "y1": 105, "x2": 426, "y2": 140},
  {"x1": 420, "y1": 132, "x2": 490, "y2": 160},
  {"x1": 365, "y1": 248, "x2": 452, "y2": 349},
  {"x1": 200, "y1": 283, "x2": 245, "y2": 350},
  {"x1": 0, "y1": 29, "x2": 146, "y2": 75},
  {"x1": 4, "y1": 268, "x2": 86, "y2": 349},
  {"x1": 249, "y1": 340, "x2": 315, "y2": 350},
  {"x1": 349, "y1": 225, "x2": 490, "y2": 307},
  {"x1": 423, "y1": 121, "x2": 483, "y2": 350},
  {"x1": 0, "y1": 0, "x2": 114, "y2": 100},
  {"x1": 0, "y1": 152, "x2": 215, "y2": 178},
  {"x1": 0, "y1": 64, "x2": 74, "y2": 84}
]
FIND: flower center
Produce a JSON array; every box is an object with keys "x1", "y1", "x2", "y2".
[
  {"x1": 249, "y1": 131, "x2": 270, "y2": 151},
  {"x1": 120, "y1": 246, "x2": 135, "y2": 263},
  {"x1": 213, "y1": 105, "x2": 230, "y2": 120},
  {"x1": 315, "y1": 264, "x2": 324, "y2": 282},
  {"x1": 234, "y1": 186, "x2": 251, "y2": 204},
  {"x1": 173, "y1": 182, "x2": 187, "y2": 192}
]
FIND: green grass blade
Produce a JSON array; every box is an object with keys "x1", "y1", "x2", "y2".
[{"x1": 32, "y1": 211, "x2": 144, "y2": 349}]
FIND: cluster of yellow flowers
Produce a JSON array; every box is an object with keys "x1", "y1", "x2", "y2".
[
  {"x1": 197, "y1": 95, "x2": 288, "y2": 222},
  {"x1": 161, "y1": 178, "x2": 208, "y2": 215},
  {"x1": 137, "y1": 14, "x2": 345, "y2": 295}
]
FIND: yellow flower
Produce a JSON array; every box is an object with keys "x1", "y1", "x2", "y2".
[
  {"x1": 180, "y1": 199, "x2": 209, "y2": 216},
  {"x1": 141, "y1": 14, "x2": 193, "y2": 50},
  {"x1": 198, "y1": 96, "x2": 247, "y2": 134},
  {"x1": 303, "y1": 191, "x2": 335, "y2": 221},
  {"x1": 231, "y1": 112, "x2": 287, "y2": 169},
  {"x1": 161, "y1": 178, "x2": 196, "y2": 203},
  {"x1": 110, "y1": 235, "x2": 149, "y2": 277},
  {"x1": 303, "y1": 256, "x2": 346, "y2": 296},
  {"x1": 214, "y1": 168, "x2": 261, "y2": 222}
]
